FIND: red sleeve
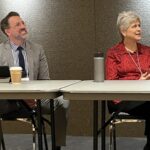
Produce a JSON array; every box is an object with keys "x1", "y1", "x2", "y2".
[
  {"x1": 105, "y1": 48, "x2": 119, "y2": 80},
  {"x1": 105, "y1": 48, "x2": 121, "y2": 104}
]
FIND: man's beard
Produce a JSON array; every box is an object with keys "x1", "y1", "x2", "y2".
[{"x1": 16, "y1": 33, "x2": 28, "y2": 41}]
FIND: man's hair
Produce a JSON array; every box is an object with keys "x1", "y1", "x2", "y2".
[{"x1": 1, "y1": 11, "x2": 20, "y2": 35}]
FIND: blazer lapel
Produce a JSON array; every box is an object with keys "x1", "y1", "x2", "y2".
[
  {"x1": 26, "y1": 41, "x2": 34, "y2": 80},
  {"x1": 5, "y1": 41, "x2": 14, "y2": 66}
]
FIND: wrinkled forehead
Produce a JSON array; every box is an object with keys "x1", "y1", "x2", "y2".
[
  {"x1": 8, "y1": 16, "x2": 24, "y2": 27},
  {"x1": 120, "y1": 18, "x2": 140, "y2": 31},
  {"x1": 130, "y1": 19, "x2": 141, "y2": 25}
]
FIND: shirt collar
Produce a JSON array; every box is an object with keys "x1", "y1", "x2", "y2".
[
  {"x1": 118, "y1": 41, "x2": 143, "y2": 55},
  {"x1": 9, "y1": 40, "x2": 26, "y2": 52}
]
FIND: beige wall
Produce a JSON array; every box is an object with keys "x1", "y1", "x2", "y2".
[{"x1": 1, "y1": 0, "x2": 150, "y2": 136}]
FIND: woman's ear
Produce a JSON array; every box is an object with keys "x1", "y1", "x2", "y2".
[{"x1": 120, "y1": 29, "x2": 126, "y2": 37}]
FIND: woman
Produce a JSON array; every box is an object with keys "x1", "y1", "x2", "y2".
[{"x1": 105, "y1": 11, "x2": 150, "y2": 150}]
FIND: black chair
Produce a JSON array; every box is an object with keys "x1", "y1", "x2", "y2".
[
  {"x1": 107, "y1": 102, "x2": 144, "y2": 150},
  {"x1": 0, "y1": 101, "x2": 49, "y2": 150},
  {"x1": 108, "y1": 112, "x2": 144, "y2": 150}
]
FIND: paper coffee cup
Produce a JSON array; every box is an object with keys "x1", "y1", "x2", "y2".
[{"x1": 9, "y1": 67, "x2": 22, "y2": 84}]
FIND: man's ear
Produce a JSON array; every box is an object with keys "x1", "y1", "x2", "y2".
[{"x1": 5, "y1": 29, "x2": 10, "y2": 36}]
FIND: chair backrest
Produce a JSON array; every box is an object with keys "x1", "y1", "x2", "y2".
[
  {"x1": 107, "y1": 101, "x2": 144, "y2": 128},
  {"x1": 112, "y1": 112, "x2": 144, "y2": 125}
]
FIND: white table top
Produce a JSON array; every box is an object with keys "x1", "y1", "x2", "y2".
[
  {"x1": 0, "y1": 80, "x2": 80, "y2": 92},
  {"x1": 0, "y1": 80, "x2": 80, "y2": 99},
  {"x1": 61, "y1": 80, "x2": 150, "y2": 101}
]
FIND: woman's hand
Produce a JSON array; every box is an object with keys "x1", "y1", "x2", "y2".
[
  {"x1": 139, "y1": 72, "x2": 150, "y2": 80},
  {"x1": 24, "y1": 99, "x2": 36, "y2": 108}
]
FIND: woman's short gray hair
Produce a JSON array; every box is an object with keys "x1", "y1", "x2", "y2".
[{"x1": 117, "y1": 11, "x2": 141, "y2": 32}]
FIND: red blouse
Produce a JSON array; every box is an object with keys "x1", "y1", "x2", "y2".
[{"x1": 105, "y1": 42, "x2": 150, "y2": 80}]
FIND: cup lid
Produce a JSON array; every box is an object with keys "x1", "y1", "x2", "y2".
[{"x1": 9, "y1": 66, "x2": 22, "y2": 70}]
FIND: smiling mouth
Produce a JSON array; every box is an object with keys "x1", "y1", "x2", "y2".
[
  {"x1": 20, "y1": 30, "x2": 27, "y2": 34},
  {"x1": 135, "y1": 33, "x2": 141, "y2": 36},
  {"x1": 20, "y1": 28, "x2": 27, "y2": 32}
]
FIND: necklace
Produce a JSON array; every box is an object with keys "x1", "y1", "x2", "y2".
[
  {"x1": 125, "y1": 46, "x2": 136, "y2": 53},
  {"x1": 127, "y1": 49, "x2": 142, "y2": 75}
]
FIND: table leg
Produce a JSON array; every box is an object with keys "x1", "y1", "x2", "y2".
[
  {"x1": 50, "y1": 99, "x2": 56, "y2": 150},
  {"x1": 37, "y1": 99, "x2": 43, "y2": 150},
  {"x1": 93, "y1": 100, "x2": 98, "y2": 150},
  {"x1": 0, "y1": 121, "x2": 3, "y2": 150},
  {"x1": 101, "y1": 101, "x2": 106, "y2": 150},
  {"x1": 0, "y1": 121, "x2": 6, "y2": 150},
  {"x1": 0, "y1": 121, "x2": 2, "y2": 150}
]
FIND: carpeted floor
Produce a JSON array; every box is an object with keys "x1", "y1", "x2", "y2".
[{"x1": 1, "y1": 135, "x2": 147, "y2": 150}]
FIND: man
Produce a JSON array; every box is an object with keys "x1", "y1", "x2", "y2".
[{"x1": 0, "y1": 11, "x2": 69, "y2": 150}]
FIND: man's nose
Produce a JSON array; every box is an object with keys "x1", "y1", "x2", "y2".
[{"x1": 20, "y1": 23, "x2": 26, "y2": 28}]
